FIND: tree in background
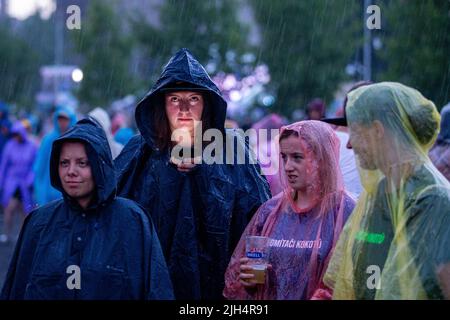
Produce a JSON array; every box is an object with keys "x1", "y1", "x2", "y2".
[
  {"x1": 0, "y1": 21, "x2": 39, "y2": 108},
  {"x1": 376, "y1": 0, "x2": 450, "y2": 109},
  {"x1": 130, "y1": 0, "x2": 252, "y2": 88},
  {"x1": 72, "y1": 0, "x2": 136, "y2": 109},
  {"x1": 251, "y1": 0, "x2": 361, "y2": 117}
]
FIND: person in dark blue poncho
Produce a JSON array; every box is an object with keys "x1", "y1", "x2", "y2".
[
  {"x1": 1, "y1": 118, "x2": 174, "y2": 300},
  {"x1": 114, "y1": 48, "x2": 271, "y2": 300}
]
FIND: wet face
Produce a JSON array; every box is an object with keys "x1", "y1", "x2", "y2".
[
  {"x1": 58, "y1": 142, "x2": 95, "y2": 207},
  {"x1": 165, "y1": 91, "x2": 204, "y2": 137},
  {"x1": 280, "y1": 135, "x2": 318, "y2": 192},
  {"x1": 348, "y1": 123, "x2": 379, "y2": 170},
  {"x1": 57, "y1": 116, "x2": 70, "y2": 134}
]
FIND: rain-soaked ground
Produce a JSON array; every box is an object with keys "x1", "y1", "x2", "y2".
[{"x1": 0, "y1": 211, "x2": 22, "y2": 290}]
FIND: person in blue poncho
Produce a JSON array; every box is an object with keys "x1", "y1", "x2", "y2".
[
  {"x1": 0, "y1": 102, "x2": 12, "y2": 158},
  {"x1": 114, "y1": 48, "x2": 271, "y2": 300},
  {"x1": 33, "y1": 106, "x2": 77, "y2": 206},
  {"x1": 1, "y1": 118, "x2": 174, "y2": 300}
]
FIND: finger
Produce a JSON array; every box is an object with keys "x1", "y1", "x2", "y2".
[
  {"x1": 239, "y1": 257, "x2": 250, "y2": 264},
  {"x1": 240, "y1": 265, "x2": 253, "y2": 272},
  {"x1": 179, "y1": 163, "x2": 196, "y2": 169},
  {"x1": 239, "y1": 273, "x2": 255, "y2": 281},
  {"x1": 240, "y1": 279, "x2": 257, "y2": 288},
  {"x1": 170, "y1": 156, "x2": 182, "y2": 166}
]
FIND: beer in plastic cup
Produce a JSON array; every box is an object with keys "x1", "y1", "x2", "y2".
[{"x1": 245, "y1": 236, "x2": 269, "y2": 284}]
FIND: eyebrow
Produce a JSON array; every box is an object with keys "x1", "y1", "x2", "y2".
[
  {"x1": 59, "y1": 157, "x2": 88, "y2": 161},
  {"x1": 280, "y1": 152, "x2": 304, "y2": 156}
]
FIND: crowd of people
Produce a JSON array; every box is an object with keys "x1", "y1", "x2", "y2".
[{"x1": 0, "y1": 48, "x2": 449, "y2": 300}]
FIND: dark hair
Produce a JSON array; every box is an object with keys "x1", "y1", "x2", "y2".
[
  {"x1": 343, "y1": 81, "x2": 373, "y2": 110},
  {"x1": 279, "y1": 128, "x2": 299, "y2": 141},
  {"x1": 153, "y1": 92, "x2": 213, "y2": 151}
]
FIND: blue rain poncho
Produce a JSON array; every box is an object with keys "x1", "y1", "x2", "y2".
[
  {"x1": 114, "y1": 49, "x2": 270, "y2": 300},
  {"x1": 1, "y1": 118, "x2": 174, "y2": 300}
]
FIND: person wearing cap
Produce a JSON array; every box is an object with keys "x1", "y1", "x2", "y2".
[
  {"x1": 114, "y1": 48, "x2": 270, "y2": 300},
  {"x1": 0, "y1": 121, "x2": 37, "y2": 243},
  {"x1": 321, "y1": 82, "x2": 372, "y2": 199},
  {"x1": 33, "y1": 106, "x2": 77, "y2": 206},
  {"x1": 323, "y1": 82, "x2": 450, "y2": 299},
  {"x1": 1, "y1": 118, "x2": 174, "y2": 300}
]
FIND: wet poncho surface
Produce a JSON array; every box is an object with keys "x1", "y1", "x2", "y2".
[{"x1": 324, "y1": 82, "x2": 450, "y2": 300}]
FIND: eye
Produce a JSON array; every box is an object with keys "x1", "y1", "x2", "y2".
[
  {"x1": 78, "y1": 160, "x2": 89, "y2": 168},
  {"x1": 294, "y1": 154, "x2": 304, "y2": 161},
  {"x1": 169, "y1": 96, "x2": 179, "y2": 103},
  {"x1": 190, "y1": 96, "x2": 200, "y2": 102},
  {"x1": 60, "y1": 160, "x2": 69, "y2": 167}
]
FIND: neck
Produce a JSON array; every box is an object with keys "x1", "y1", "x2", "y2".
[
  {"x1": 77, "y1": 196, "x2": 93, "y2": 210},
  {"x1": 292, "y1": 188, "x2": 317, "y2": 210},
  {"x1": 379, "y1": 147, "x2": 418, "y2": 189}
]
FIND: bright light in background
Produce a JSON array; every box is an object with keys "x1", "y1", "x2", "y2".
[
  {"x1": 229, "y1": 90, "x2": 242, "y2": 102},
  {"x1": 7, "y1": 0, "x2": 56, "y2": 20},
  {"x1": 72, "y1": 68, "x2": 83, "y2": 83}
]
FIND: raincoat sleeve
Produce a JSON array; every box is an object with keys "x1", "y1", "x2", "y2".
[
  {"x1": 228, "y1": 130, "x2": 271, "y2": 250},
  {"x1": 0, "y1": 141, "x2": 12, "y2": 192},
  {"x1": 406, "y1": 186, "x2": 450, "y2": 299},
  {"x1": 1, "y1": 210, "x2": 43, "y2": 299},
  {"x1": 32, "y1": 134, "x2": 52, "y2": 204},
  {"x1": 26, "y1": 143, "x2": 38, "y2": 188},
  {"x1": 33, "y1": 135, "x2": 49, "y2": 180}
]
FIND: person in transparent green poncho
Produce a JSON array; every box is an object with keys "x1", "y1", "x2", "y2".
[{"x1": 323, "y1": 82, "x2": 450, "y2": 300}]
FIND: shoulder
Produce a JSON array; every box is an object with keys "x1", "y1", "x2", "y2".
[
  {"x1": 256, "y1": 193, "x2": 284, "y2": 221},
  {"x1": 108, "y1": 197, "x2": 153, "y2": 225},
  {"x1": 413, "y1": 184, "x2": 450, "y2": 215},
  {"x1": 114, "y1": 135, "x2": 147, "y2": 174},
  {"x1": 23, "y1": 199, "x2": 66, "y2": 229}
]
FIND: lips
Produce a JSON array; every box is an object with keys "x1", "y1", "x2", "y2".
[
  {"x1": 287, "y1": 175, "x2": 298, "y2": 182},
  {"x1": 65, "y1": 181, "x2": 82, "y2": 186},
  {"x1": 178, "y1": 118, "x2": 193, "y2": 122}
]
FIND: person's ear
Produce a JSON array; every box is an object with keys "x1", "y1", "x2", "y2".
[{"x1": 373, "y1": 120, "x2": 385, "y2": 139}]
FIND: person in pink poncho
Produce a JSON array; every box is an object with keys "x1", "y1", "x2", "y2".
[{"x1": 223, "y1": 120, "x2": 355, "y2": 300}]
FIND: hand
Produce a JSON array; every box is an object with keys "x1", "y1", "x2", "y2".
[
  {"x1": 170, "y1": 156, "x2": 200, "y2": 173},
  {"x1": 239, "y1": 257, "x2": 257, "y2": 288},
  {"x1": 238, "y1": 257, "x2": 272, "y2": 288}
]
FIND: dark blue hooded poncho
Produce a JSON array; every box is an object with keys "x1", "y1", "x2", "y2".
[
  {"x1": 1, "y1": 118, "x2": 174, "y2": 300},
  {"x1": 114, "y1": 49, "x2": 271, "y2": 300}
]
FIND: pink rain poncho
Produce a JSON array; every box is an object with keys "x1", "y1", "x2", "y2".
[{"x1": 224, "y1": 120, "x2": 355, "y2": 300}]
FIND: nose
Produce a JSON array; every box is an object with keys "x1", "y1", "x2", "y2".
[
  {"x1": 179, "y1": 99, "x2": 190, "y2": 112},
  {"x1": 284, "y1": 158, "x2": 294, "y2": 171},
  {"x1": 67, "y1": 163, "x2": 78, "y2": 176}
]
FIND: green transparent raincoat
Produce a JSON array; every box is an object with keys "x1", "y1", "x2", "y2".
[{"x1": 324, "y1": 82, "x2": 450, "y2": 300}]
